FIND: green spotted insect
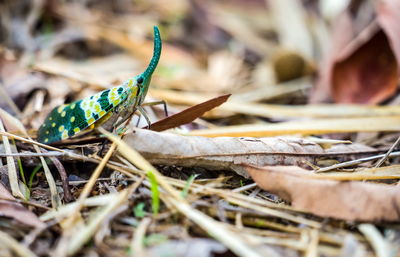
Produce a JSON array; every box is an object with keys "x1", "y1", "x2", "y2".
[{"x1": 37, "y1": 26, "x2": 162, "y2": 144}]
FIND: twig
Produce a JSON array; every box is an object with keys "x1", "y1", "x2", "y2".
[
  {"x1": 0, "y1": 198, "x2": 50, "y2": 210},
  {"x1": 232, "y1": 182, "x2": 257, "y2": 193},
  {"x1": 0, "y1": 152, "x2": 67, "y2": 157},
  {"x1": 63, "y1": 142, "x2": 117, "y2": 227},
  {"x1": 0, "y1": 119, "x2": 24, "y2": 198},
  {"x1": 47, "y1": 151, "x2": 73, "y2": 202},
  {"x1": 315, "y1": 151, "x2": 400, "y2": 173},
  {"x1": 375, "y1": 136, "x2": 400, "y2": 168}
]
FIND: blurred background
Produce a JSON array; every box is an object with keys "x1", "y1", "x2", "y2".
[
  {"x1": 0, "y1": 2, "x2": 400, "y2": 256},
  {"x1": 0, "y1": 0, "x2": 399, "y2": 129}
]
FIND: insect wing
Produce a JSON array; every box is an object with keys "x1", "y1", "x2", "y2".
[{"x1": 37, "y1": 84, "x2": 129, "y2": 144}]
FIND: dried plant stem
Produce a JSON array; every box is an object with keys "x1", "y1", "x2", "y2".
[
  {"x1": 102, "y1": 128, "x2": 266, "y2": 257},
  {"x1": 63, "y1": 142, "x2": 117, "y2": 227},
  {"x1": 232, "y1": 182, "x2": 257, "y2": 192},
  {"x1": 66, "y1": 177, "x2": 144, "y2": 255},
  {"x1": 0, "y1": 109, "x2": 61, "y2": 207},
  {"x1": 305, "y1": 229, "x2": 319, "y2": 257},
  {"x1": 316, "y1": 151, "x2": 400, "y2": 172},
  {"x1": 375, "y1": 136, "x2": 400, "y2": 168},
  {"x1": 130, "y1": 218, "x2": 151, "y2": 257},
  {"x1": 358, "y1": 224, "x2": 390, "y2": 257},
  {"x1": 0, "y1": 230, "x2": 37, "y2": 257},
  {"x1": 0, "y1": 152, "x2": 66, "y2": 157},
  {"x1": 0, "y1": 119, "x2": 24, "y2": 198},
  {"x1": 226, "y1": 197, "x2": 320, "y2": 228},
  {"x1": 67, "y1": 188, "x2": 130, "y2": 255}
]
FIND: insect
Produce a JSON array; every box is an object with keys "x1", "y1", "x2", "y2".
[{"x1": 37, "y1": 26, "x2": 162, "y2": 144}]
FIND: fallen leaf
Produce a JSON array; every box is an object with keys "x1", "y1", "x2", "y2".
[
  {"x1": 331, "y1": 30, "x2": 398, "y2": 104},
  {"x1": 123, "y1": 129, "x2": 374, "y2": 177},
  {"x1": 0, "y1": 56, "x2": 46, "y2": 114},
  {"x1": 148, "y1": 94, "x2": 231, "y2": 132},
  {"x1": 376, "y1": 0, "x2": 400, "y2": 64},
  {"x1": 313, "y1": 3, "x2": 399, "y2": 104},
  {"x1": 245, "y1": 165, "x2": 400, "y2": 222}
]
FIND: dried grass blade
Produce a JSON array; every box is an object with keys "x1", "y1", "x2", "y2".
[
  {"x1": 304, "y1": 229, "x2": 319, "y2": 257},
  {"x1": 150, "y1": 89, "x2": 400, "y2": 118},
  {"x1": 358, "y1": 224, "x2": 391, "y2": 257},
  {"x1": 313, "y1": 165, "x2": 400, "y2": 180},
  {"x1": 226, "y1": 196, "x2": 320, "y2": 228},
  {"x1": 130, "y1": 217, "x2": 151, "y2": 257},
  {"x1": 63, "y1": 142, "x2": 117, "y2": 227},
  {"x1": 0, "y1": 109, "x2": 60, "y2": 207},
  {"x1": 67, "y1": 189, "x2": 130, "y2": 255},
  {"x1": 101, "y1": 128, "x2": 266, "y2": 257},
  {"x1": 40, "y1": 194, "x2": 118, "y2": 221},
  {"x1": 0, "y1": 118, "x2": 24, "y2": 198},
  {"x1": 99, "y1": 128, "x2": 182, "y2": 201},
  {"x1": 189, "y1": 116, "x2": 400, "y2": 137},
  {"x1": 0, "y1": 230, "x2": 37, "y2": 257}
]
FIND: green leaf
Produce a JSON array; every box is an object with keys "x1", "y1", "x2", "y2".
[
  {"x1": 147, "y1": 171, "x2": 160, "y2": 216},
  {"x1": 181, "y1": 174, "x2": 199, "y2": 198},
  {"x1": 144, "y1": 233, "x2": 168, "y2": 247},
  {"x1": 28, "y1": 164, "x2": 43, "y2": 189},
  {"x1": 133, "y1": 202, "x2": 146, "y2": 218},
  {"x1": 12, "y1": 138, "x2": 27, "y2": 186}
]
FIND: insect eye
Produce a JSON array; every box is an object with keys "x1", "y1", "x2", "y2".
[{"x1": 137, "y1": 77, "x2": 144, "y2": 84}]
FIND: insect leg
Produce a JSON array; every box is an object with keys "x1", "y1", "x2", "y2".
[
  {"x1": 113, "y1": 108, "x2": 135, "y2": 131},
  {"x1": 141, "y1": 100, "x2": 168, "y2": 117},
  {"x1": 135, "y1": 113, "x2": 142, "y2": 127},
  {"x1": 137, "y1": 106, "x2": 151, "y2": 128}
]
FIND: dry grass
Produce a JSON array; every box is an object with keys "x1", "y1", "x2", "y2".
[{"x1": 0, "y1": 1, "x2": 399, "y2": 257}]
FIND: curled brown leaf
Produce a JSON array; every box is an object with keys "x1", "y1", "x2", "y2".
[{"x1": 246, "y1": 165, "x2": 400, "y2": 222}]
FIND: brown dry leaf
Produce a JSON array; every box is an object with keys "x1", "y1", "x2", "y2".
[
  {"x1": 313, "y1": 2, "x2": 399, "y2": 104},
  {"x1": 377, "y1": 0, "x2": 400, "y2": 64},
  {"x1": 245, "y1": 165, "x2": 400, "y2": 222},
  {"x1": 0, "y1": 182, "x2": 45, "y2": 229},
  {"x1": 123, "y1": 129, "x2": 373, "y2": 177},
  {"x1": 331, "y1": 30, "x2": 398, "y2": 104},
  {"x1": 0, "y1": 55, "x2": 46, "y2": 114},
  {"x1": 149, "y1": 94, "x2": 230, "y2": 132}
]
